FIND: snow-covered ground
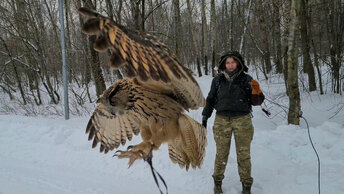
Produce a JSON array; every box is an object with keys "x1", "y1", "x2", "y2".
[{"x1": 1, "y1": 74, "x2": 344, "y2": 194}]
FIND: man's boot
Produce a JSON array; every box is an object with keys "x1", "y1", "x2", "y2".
[
  {"x1": 242, "y1": 183, "x2": 251, "y2": 194},
  {"x1": 214, "y1": 180, "x2": 223, "y2": 194}
]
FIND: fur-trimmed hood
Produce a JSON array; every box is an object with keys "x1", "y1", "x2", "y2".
[{"x1": 218, "y1": 51, "x2": 248, "y2": 72}]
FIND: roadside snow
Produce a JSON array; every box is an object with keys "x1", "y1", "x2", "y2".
[{"x1": 1, "y1": 75, "x2": 343, "y2": 194}]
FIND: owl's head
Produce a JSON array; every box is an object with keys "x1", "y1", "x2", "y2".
[{"x1": 97, "y1": 80, "x2": 131, "y2": 116}]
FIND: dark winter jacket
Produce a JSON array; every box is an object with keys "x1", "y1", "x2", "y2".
[
  {"x1": 202, "y1": 51, "x2": 265, "y2": 120},
  {"x1": 202, "y1": 72, "x2": 265, "y2": 119}
]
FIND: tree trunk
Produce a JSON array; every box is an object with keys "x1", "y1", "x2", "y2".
[
  {"x1": 258, "y1": 0, "x2": 272, "y2": 74},
  {"x1": 287, "y1": 0, "x2": 301, "y2": 125},
  {"x1": 298, "y1": 0, "x2": 316, "y2": 91},
  {"x1": 307, "y1": 4, "x2": 323, "y2": 94},
  {"x1": 239, "y1": 0, "x2": 252, "y2": 54},
  {"x1": 323, "y1": 0, "x2": 343, "y2": 94},
  {"x1": 65, "y1": 0, "x2": 72, "y2": 49},
  {"x1": 223, "y1": 0, "x2": 230, "y2": 50},
  {"x1": 210, "y1": 0, "x2": 217, "y2": 77},
  {"x1": 105, "y1": 0, "x2": 114, "y2": 19},
  {"x1": 173, "y1": 0, "x2": 183, "y2": 61},
  {"x1": 116, "y1": 0, "x2": 123, "y2": 24},
  {"x1": 0, "y1": 84, "x2": 15, "y2": 100},
  {"x1": 83, "y1": 0, "x2": 106, "y2": 97},
  {"x1": 88, "y1": 36, "x2": 106, "y2": 97},
  {"x1": 141, "y1": 0, "x2": 145, "y2": 32},
  {"x1": 13, "y1": 64, "x2": 27, "y2": 105},
  {"x1": 273, "y1": 0, "x2": 283, "y2": 74},
  {"x1": 43, "y1": 0, "x2": 60, "y2": 45},
  {"x1": 201, "y1": 0, "x2": 209, "y2": 75},
  {"x1": 186, "y1": 0, "x2": 202, "y2": 76},
  {"x1": 14, "y1": 0, "x2": 47, "y2": 104},
  {"x1": 230, "y1": 0, "x2": 234, "y2": 50},
  {"x1": 130, "y1": 0, "x2": 141, "y2": 30},
  {"x1": 281, "y1": 0, "x2": 291, "y2": 95}
]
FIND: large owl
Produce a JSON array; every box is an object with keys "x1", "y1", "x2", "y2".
[{"x1": 79, "y1": 8, "x2": 207, "y2": 170}]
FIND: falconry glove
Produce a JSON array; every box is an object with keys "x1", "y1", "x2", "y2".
[{"x1": 249, "y1": 80, "x2": 265, "y2": 106}]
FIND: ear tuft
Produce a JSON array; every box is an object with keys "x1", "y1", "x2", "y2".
[
  {"x1": 78, "y1": 7, "x2": 99, "y2": 18},
  {"x1": 82, "y1": 18, "x2": 101, "y2": 35},
  {"x1": 94, "y1": 35, "x2": 109, "y2": 52}
]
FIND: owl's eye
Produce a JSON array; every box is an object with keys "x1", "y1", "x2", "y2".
[{"x1": 109, "y1": 97, "x2": 116, "y2": 106}]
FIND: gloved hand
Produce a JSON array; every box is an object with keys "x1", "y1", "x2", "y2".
[
  {"x1": 249, "y1": 80, "x2": 262, "y2": 95},
  {"x1": 202, "y1": 116, "x2": 208, "y2": 129}
]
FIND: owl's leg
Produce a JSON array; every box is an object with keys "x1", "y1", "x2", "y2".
[
  {"x1": 113, "y1": 142, "x2": 155, "y2": 167},
  {"x1": 114, "y1": 123, "x2": 165, "y2": 167}
]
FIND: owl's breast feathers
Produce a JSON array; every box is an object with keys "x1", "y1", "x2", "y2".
[{"x1": 125, "y1": 80, "x2": 184, "y2": 122}]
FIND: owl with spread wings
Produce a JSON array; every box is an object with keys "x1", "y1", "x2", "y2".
[{"x1": 79, "y1": 7, "x2": 207, "y2": 170}]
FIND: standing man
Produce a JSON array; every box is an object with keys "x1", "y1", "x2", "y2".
[{"x1": 202, "y1": 51, "x2": 265, "y2": 194}]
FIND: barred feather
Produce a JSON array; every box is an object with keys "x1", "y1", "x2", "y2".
[
  {"x1": 79, "y1": 7, "x2": 205, "y2": 110},
  {"x1": 168, "y1": 113, "x2": 207, "y2": 170}
]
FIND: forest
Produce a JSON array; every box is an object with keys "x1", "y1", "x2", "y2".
[
  {"x1": 0, "y1": 0, "x2": 343, "y2": 124},
  {"x1": 1, "y1": 1, "x2": 344, "y2": 193}
]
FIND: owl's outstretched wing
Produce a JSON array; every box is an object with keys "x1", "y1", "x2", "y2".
[
  {"x1": 78, "y1": 7, "x2": 205, "y2": 110},
  {"x1": 86, "y1": 79, "x2": 185, "y2": 153},
  {"x1": 86, "y1": 104, "x2": 141, "y2": 154}
]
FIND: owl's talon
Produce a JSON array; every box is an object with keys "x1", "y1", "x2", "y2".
[
  {"x1": 112, "y1": 143, "x2": 154, "y2": 166},
  {"x1": 112, "y1": 149, "x2": 145, "y2": 167},
  {"x1": 113, "y1": 150, "x2": 122, "y2": 157},
  {"x1": 127, "y1": 145, "x2": 134, "y2": 151}
]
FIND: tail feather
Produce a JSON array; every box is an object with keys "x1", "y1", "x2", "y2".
[{"x1": 168, "y1": 113, "x2": 207, "y2": 170}]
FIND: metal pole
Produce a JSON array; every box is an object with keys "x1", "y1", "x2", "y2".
[{"x1": 59, "y1": 0, "x2": 69, "y2": 120}]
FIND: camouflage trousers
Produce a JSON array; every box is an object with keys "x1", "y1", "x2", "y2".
[{"x1": 212, "y1": 114, "x2": 254, "y2": 186}]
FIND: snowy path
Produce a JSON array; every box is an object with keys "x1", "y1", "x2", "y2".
[
  {"x1": 1, "y1": 75, "x2": 344, "y2": 194},
  {"x1": 1, "y1": 112, "x2": 343, "y2": 194}
]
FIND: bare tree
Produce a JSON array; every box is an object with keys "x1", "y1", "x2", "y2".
[
  {"x1": 322, "y1": 0, "x2": 344, "y2": 94},
  {"x1": 298, "y1": 0, "x2": 316, "y2": 91},
  {"x1": 210, "y1": 0, "x2": 217, "y2": 77},
  {"x1": 172, "y1": 0, "x2": 183, "y2": 62},
  {"x1": 186, "y1": 0, "x2": 202, "y2": 76},
  {"x1": 239, "y1": 0, "x2": 252, "y2": 54},
  {"x1": 201, "y1": 0, "x2": 209, "y2": 75},
  {"x1": 307, "y1": 1, "x2": 323, "y2": 94},
  {"x1": 258, "y1": 0, "x2": 272, "y2": 75},
  {"x1": 287, "y1": 0, "x2": 301, "y2": 125},
  {"x1": 272, "y1": 0, "x2": 283, "y2": 74},
  {"x1": 82, "y1": 0, "x2": 106, "y2": 97},
  {"x1": 230, "y1": 0, "x2": 234, "y2": 50}
]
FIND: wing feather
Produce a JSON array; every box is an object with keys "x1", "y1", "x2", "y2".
[
  {"x1": 79, "y1": 7, "x2": 205, "y2": 109},
  {"x1": 86, "y1": 105, "x2": 141, "y2": 153},
  {"x1": 85, "y1": 79, "x2": 186, "y2": 154}
]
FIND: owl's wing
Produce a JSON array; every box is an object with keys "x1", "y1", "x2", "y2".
[
  {"x1": 79, "y1": 7, "x2": 205, "y2": 110},
  {"x1": 86, "y1": 104, "x2": 141, "y2": 154},
  {"x1": 86, "y1": 79, "x2": 186, "y2": 153}
]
